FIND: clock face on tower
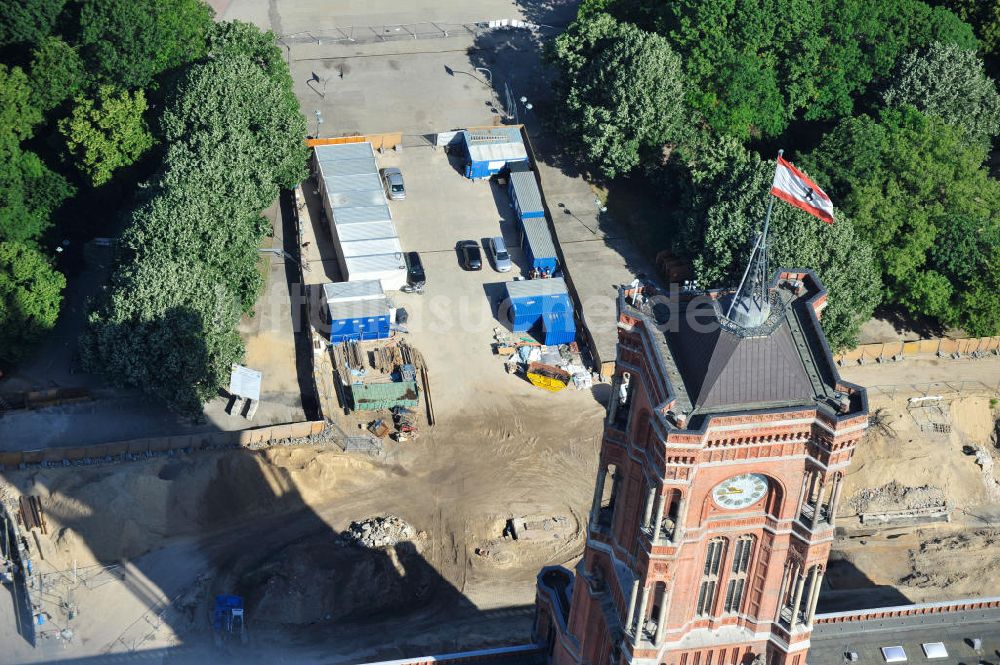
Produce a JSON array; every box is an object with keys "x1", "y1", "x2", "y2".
[{"x1": 712, "y1": 473, "x2": 769, "y2": 510}]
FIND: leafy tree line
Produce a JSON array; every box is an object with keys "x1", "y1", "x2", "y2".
[
  {"x1": 548, "y1": 0, "x2": 1000, "y2": 348},
  {"x1": 83, "y1": 23, "x2": 308, "y2": 414},
  {"x1": 0, "y1": 0, "x2": 214, "y2": 365}
]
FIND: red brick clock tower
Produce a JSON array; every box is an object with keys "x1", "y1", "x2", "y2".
[{"x1": 535, "y1": 269, "x2": 868, "y2": 665}]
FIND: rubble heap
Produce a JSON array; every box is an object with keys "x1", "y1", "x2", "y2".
[
  {"x1": 848, "y1": 480, "x2": 946, "y2": 514},
  {"x1": 339, "y1": 515, "x2": 415, "y2": 549}
]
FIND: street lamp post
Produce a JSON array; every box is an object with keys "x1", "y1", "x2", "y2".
[{"x1": 314, "y1": 110, "x2": 324, "y2": 138}]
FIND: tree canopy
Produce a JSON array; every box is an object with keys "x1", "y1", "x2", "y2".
[
  {"x1": 85, "y1": 25, "x2": 308, "y2": 414},
  {"x1": 879, "y1": 41, "x2": 1000, "y2": 147},
  {"x1": 0, "y1": 0, "x2": 65, "y2": 48},
  {"x1": 678, "y1": 147, "x2": 881, "y2": 350},
  {"x1": 78, "y1": 0, "x2": 214, "y2": 89},
  {"x1": 29, "y1": 37, "x2": 87, "y2": 113},
  {"x1": 59, "y1": 85, "x2": 154, "y2": 186},
  {"x1": 548, "y1": 13, "x2": 687, "y2": 178},
  {"x1": 578, "y1": 0, "x2": 977, "y2": 139},
  {"x1": 800, "y1": 106, "x2": 1000, "y2": 335},
  {"x1": 83, "y1": 256, "x2": 243, "y2": 414},
  {"x1": 0, "y1": 241, "x2": 65, "y2": 364}
]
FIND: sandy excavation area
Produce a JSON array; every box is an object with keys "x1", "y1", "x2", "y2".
[
  {"x1": 825, "y1": 393, "x2": 1000, "y2": 609},
  {"x1": 0, "y1": 371, "x2": 605, "y2": 664}
]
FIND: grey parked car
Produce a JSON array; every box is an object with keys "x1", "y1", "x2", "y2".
[
  {"x1": 490, "y1": 236, "x2": 512, "y2": 272},
  {"x1": 382, "y1": 167, "x2": 406, "y2": 200}
]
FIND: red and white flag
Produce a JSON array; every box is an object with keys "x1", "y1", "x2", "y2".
[{"x1": 770, "y1": 155, "x2": 834, "y2": 224}]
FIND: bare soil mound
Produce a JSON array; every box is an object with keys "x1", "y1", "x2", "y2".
[{"x1": 238, "y1": 516, "x2": 432, "y2": 625}]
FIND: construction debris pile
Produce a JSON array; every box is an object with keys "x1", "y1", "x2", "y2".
[
  {"x1": 492, "y1": 327, "x2": 592, "y2": 392},
  {"x1": 847, "y1": 481, "x2": 947, "y2": 514},
  {"x1": 338, "y1": 515, "x2": 416, "y2": 549},
  {"x1": 330, "y1": 338, "x2": 435, "y2": 437}
]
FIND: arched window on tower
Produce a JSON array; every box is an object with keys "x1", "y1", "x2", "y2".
[
  {"x1": 696, "y1": 538, "x2": 726, "y2": 616},
  {"x1": 724, "y1": 535, "x2": 755, "y2": 614}
]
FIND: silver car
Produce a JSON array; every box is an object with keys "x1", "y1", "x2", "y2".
[
  {"x1": 382, "y1": 167, "x2": 406, "y2": 200},
  {"x1": 491, "y1": 236, "x2": 512, "y2": 272}
]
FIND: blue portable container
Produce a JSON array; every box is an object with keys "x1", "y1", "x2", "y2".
[
  {"x1": 540, "y1": 310, "x2": 576, "y2": 345},
  {"x1": 520, "y1": 218, "x2": 558, "y2": 273},
  {"x1": 507, "y1": 162, "x2": 544, "y2": 220},
  {"x1": 462, "y1": 127, "x2": 528, "y2": 179}
]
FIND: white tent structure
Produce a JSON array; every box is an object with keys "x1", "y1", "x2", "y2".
[{"x1": 314, "y1": 142, "x2": 407, "y2": 290}]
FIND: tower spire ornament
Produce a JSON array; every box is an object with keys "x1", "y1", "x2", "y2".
[{"x1": 724, "y1": 150, "x2": 783, "y2": 330}]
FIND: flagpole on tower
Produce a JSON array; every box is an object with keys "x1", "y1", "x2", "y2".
[{"x1": 725, "y1": 149, "x2": 783, "y2": 322}]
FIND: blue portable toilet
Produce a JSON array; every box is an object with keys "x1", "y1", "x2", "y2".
[
  {"x1": 519, "y1": 218, "x2": 558, "y2": 273},
  {"x1": 462, "y1": 127, "x2": 528, "y2": 179},
  {"x1": 507, "y1": 162, "x2": 544, "y2": 220},
  {"x1": 324, "y1": 280, "x2": 392, "y2": 344}
]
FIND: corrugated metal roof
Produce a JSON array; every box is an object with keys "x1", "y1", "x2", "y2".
[
  {"x1": 506, "y1": 277, "x2": 569, "y2": 300},
  {"x1": 336, "y1": 221, "x2": 397, "y2": 242},
  {"x1": 314, "y1": 142, "x2": 406, "y2": 290},
  {"x1": 315, "y1": 142, "x2": 375, "y2": 161},
  {"x1": 333, "y1": 206, "x2": 393, "y2": 225},
  {"x1": 510, "y1": 170, "x2": 543, "y2": 215},
  {"x1": 318, "y1": 157, "x2": 378, "y2": 176},
  {"x1": 464, "y1": 128, "x2": 527, "y2": 164},
  {"x1": 326, "y1": 188, "x2": 388, "y2": 209},
  {"x1": 328, "y1": 296, "x2": 390, "y2": 321},
  {"x1": 327, "y1": 173, "x2": 382, "y2": 192},
  {"x1": 323, "y1": 279, "x2": 384, "y2": 303},
  {"x1": 345, "y1": 253, "x2": 407, "y2": 273},
  {"x1": 521, "y1": 218, "x2": 557, "y2": 258},
  {"x1": 340, "y1": 238, "x2": 402, "y2": 258}
]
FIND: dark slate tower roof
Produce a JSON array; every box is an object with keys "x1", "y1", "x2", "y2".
[{"x1": 668, "y1": 311, "x2": 816, "y2": 410}]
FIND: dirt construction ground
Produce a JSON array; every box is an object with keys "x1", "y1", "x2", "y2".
[{"x1": 0, "y1": 364, "x2": 606, "y2": 664}]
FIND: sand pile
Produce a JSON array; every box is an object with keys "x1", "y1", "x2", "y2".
[
  {"x1": 847, "y1": 480, "x2": 946, "y2": 514},
  {"x1": 338, "y1": 514, "x2": 415, "y2": 549}
]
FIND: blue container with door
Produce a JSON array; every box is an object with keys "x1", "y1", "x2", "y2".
[
  {"x1": 504, "y1": 278, "x2": 575, "y2": 340},
  {"x1": 462, "y1": 127, "x2": 528, "y2": 179},
  {"x1": 507, "y1": 162, "x2": 544, "y2": 220},
  {"x1": 540, "y1": 310, "x2": 576, "y2": 345},
  {"x1": 324, "y1": 280, "x2": 392, "y2": 344},
  {"x1": 520, "y1": 218, "x2": 558, "y2": 273},
  {"x1": 328, "y1": 298, "x2": 391, "y2": 343}
]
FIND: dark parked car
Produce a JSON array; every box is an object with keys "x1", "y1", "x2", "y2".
[
  {"x1": 405, "y1": 251, "x2": 425, "y2": 284},
  {"x1": 458, "y1": 240, "x2": 482, "y2": 271}
]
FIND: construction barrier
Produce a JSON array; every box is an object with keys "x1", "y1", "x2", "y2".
[
  {"x1": 834, "y1": 335, "x2": 1000, "y2": 364},
  {"x1": 0, "y1": 421, "x2": 326, "y2": 469},
  {"x1": 306, "y1": 132, "x2": 403, "y2": 151}
]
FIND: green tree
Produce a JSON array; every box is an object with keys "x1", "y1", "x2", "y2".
[
  {"x1": 206, "y1": 21, "x2": 291, "y2": 87},
  {"x1": 880, "y1": 42, "x2": 1000, "y2": 146},
  {"x1": 28, "y1": 37, "x2": 87, "y2": 113},
  {"x1": 83, "y1": 256, "x2": 243, "y2": 415},
  {"x1": 0, "y1": 0, "x2": 65, "y2": 48},
  {"x1": 548, "y1": 13, "x2": 688, "y2": 178},
  {"x1": 59, "y1": 85, "x2": 154, "y2": 186},
  {"x1": 78, "y1": 0, "x2": 214, "y2": 89},
  {"x1": 599, "y1": 0, "x2": 978, "y2": 138},
  {"x1": 680, "y1": 150, "x2": 881, "y2": 350},
  {"x1": 0, "y1": 241, "x2": 65, "y2": 364},
  {"x1": 801, "y1": 106, "x2": 1000, "y2": 333},
  {"x1": 937, "y1": 0, "x2": 1000, "y2": 58},
  {"x1": 0, "y1": 142, "x2": 74, "y2": 242},
  {"x1": 0, "y1": 64, "x2": 42, "y2": 142},
  {"x1": 87, "y1": 29, "x2": 307, "y2": 414},
  {"x1": 161, "y1": 54, "x2": 308, "y2": 190}
]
